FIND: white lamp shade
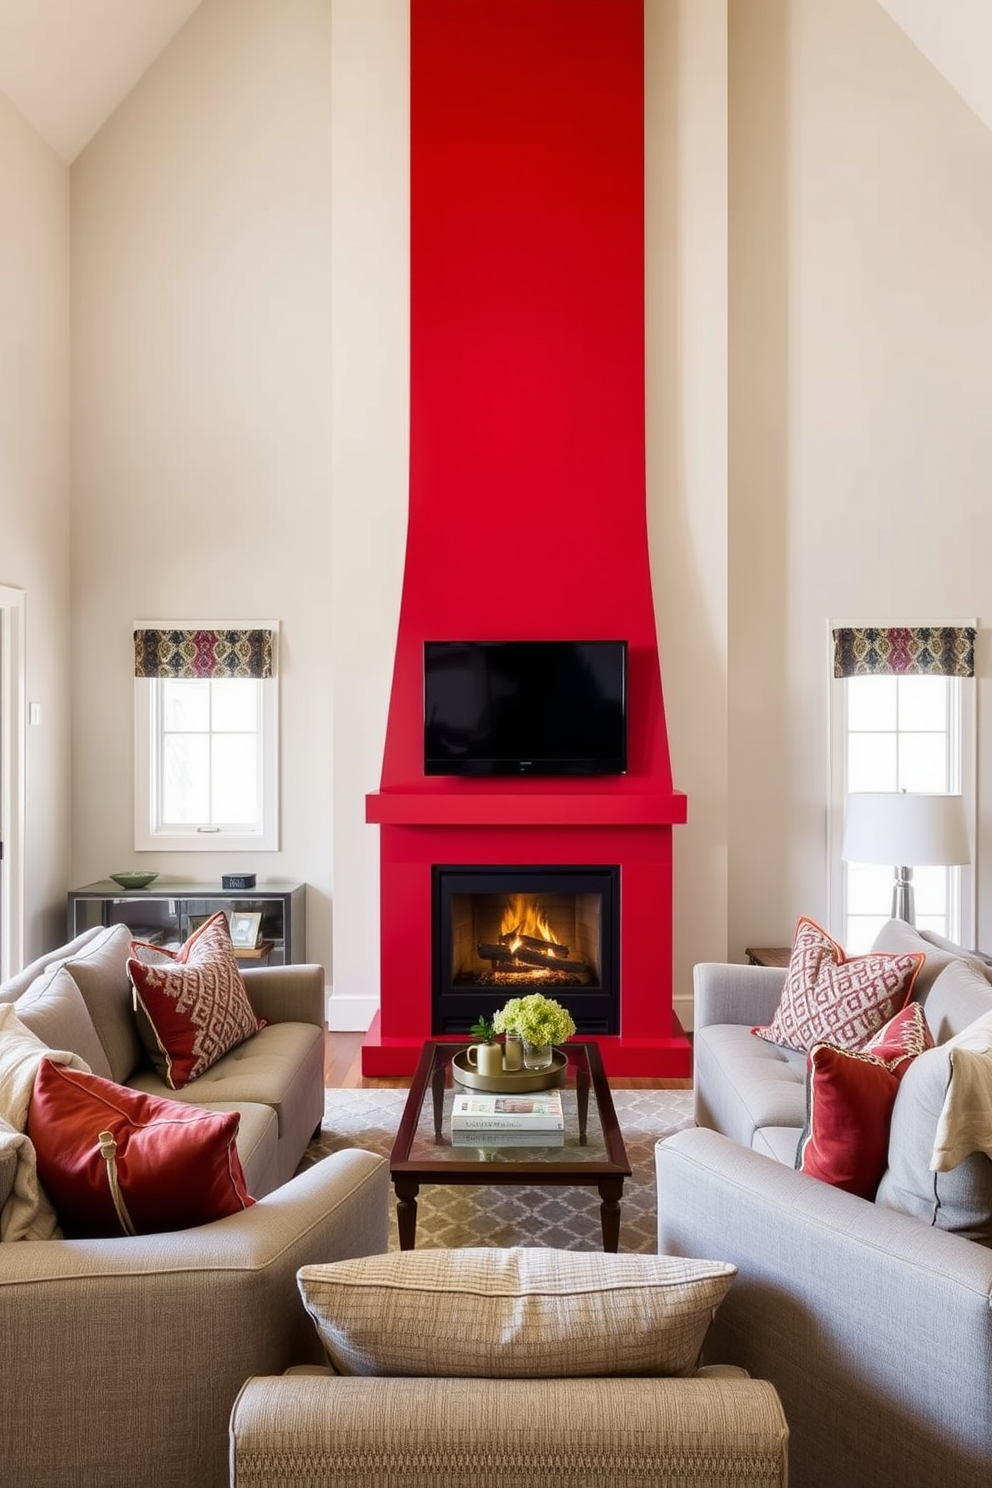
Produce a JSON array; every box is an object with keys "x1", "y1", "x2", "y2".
[{"x1": 842, "y1": 792, "x2": 970, "y2": 868}]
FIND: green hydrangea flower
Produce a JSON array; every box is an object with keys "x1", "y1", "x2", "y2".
[{"x1": 492, "y1": 993, "x2": 576, "y2": 1047}]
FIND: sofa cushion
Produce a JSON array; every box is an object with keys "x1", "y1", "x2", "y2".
[
  {"x1": 15, "y1": 965, "x2": 113, "y2": 1079},
  {"x1": 694, "y1": 1023, "x2": 807, "y2": 1146},
  {"x1": 59, "y1": 923, "x2": 144, "y2": 1083},
  {"x1": 920, "y1": 928, "x2": 992, "y2": 970},
  {"x1": 753, "y1": 916, "x2": 922, "y2": 1054},
  {"x1": 28, "y1": 1059, "x2": 255, "y2": 1238},
  {"x1": 0, "y1": 925, "x2": 108, "y2": 1001},
  {"x1": 128, "y1": 912, "x2": 264, "y2": 1089},
  {"x1": 918, "y1": 958, "x2": 992, "y2": 1045},
  {"x1": 871, "y1": 918, "x2": 986, "y2": 1005},
  {"x1": 796, "y1": 1004, "x2": 934, "y2": 1199},
  {"x1": 297, "y1": 1248, "x2": 737, "y2": 1379},
  {"x1": 128, "y1": 1019, "x2": 321, "y2": 1136},
  {"x1": 876, "y1": 995, "x2": 992, "y2": 1244}
]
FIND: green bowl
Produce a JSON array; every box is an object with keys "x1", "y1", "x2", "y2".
[{"x1": 109, "y1": 871, "x2": 159, "y2": 891}]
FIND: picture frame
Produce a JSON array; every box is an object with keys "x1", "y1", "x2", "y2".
[{"x1": 228, "y1": 910, "x2": 262, "y2": 949}]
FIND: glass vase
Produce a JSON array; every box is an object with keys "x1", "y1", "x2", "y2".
[
  {"x1": 522, "y1": 1040, "x2": 554, "y2": 1070},
  {"x1": 501, "y1": 1031, "x2": 524, "y2": 1071}
]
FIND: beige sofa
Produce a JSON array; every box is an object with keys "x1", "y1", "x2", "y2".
[
  {"x1": 656, "y1": 920, "x2": 992, "y2": 1488},
  {"x1": 0, "y1": 924, "x2": 391, "y2": 1488},
  {"x1": 231, "y1": 1370, "x2": 790, "y2": 1488}
]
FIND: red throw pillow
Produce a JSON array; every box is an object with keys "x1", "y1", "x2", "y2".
[
  {"x1": 29, "y1": 1058, "x2": 254, "y2": 1237},
  {"x1": 796, "y1": 1002, "x2": 934, "y2": 1199},
  {"x1": 862, "y1": 998, "x2": 934, "y2": 1068},
  {"x1": 128, "y1": 910, "x2": 263, "y2": 1089},
  {"x1": 752, "y1": 915, "x2": 923, "y2": 1054}
]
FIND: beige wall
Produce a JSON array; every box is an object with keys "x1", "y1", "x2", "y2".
[
  {"x1": 1, "y1": 0, "x2": 978, "y2": 1024},
  {"x1": 70, "y1": 0, "x2": 341, "y2": 990},
  {"x1": 0, "y1": 93, "x2": 71, "y2": 961},
  {"x1": 727, "y1": 0, "x2": 992, "y2": 967}
]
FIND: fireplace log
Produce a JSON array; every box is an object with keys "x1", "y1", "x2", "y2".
[
  {"x1": 501, "y1": 931, "x2": 572, "y2": 958},
  {"x1": 478, "y1": 942, "x2": 589, "y2": 976}
]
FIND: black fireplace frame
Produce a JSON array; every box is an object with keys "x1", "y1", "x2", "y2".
[{"x1": 431, "y1": 863, "x2": 620, "y2": 1035}]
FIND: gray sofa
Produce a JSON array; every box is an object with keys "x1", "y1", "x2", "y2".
[
  {"x1": 655, "y1": 920, "x2": 992, "y2": 1488},
  {"x1": 0, "y1": 923, "x2": 391, "y2": 1488}
]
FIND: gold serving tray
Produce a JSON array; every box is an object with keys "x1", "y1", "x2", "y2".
[{"x1": 450, "y1": 1047, "x2": 568, "y2": 1093}]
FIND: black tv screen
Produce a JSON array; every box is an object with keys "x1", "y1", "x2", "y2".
[{"x1": 423, "y1": 640, "x2": 628, "y2": 777}]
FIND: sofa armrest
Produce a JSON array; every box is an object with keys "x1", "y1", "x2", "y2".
[
  {"x1": 693, "y1": 962, "x2": 786, "y2": 1030},
  {"x1": 0, "y1": 1150, "x2": 389, "y2": 1488},
  {"x1": 241, "y1": 961, "x2": 326, "y2": 1027},
  {"x1": 655, "y1": 1127, "x2": 992, "y2": 1488},
  {"x1": 230, "y1": 1374, "x2": 789, "y2": 1488}
]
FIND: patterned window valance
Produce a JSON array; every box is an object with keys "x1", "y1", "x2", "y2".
[
  {"x1": 832, "y1": 626, "x2": 975, "y2": 679},
  {"x1": 134, "y1": 628, "x2": 275, "y2": 680}
]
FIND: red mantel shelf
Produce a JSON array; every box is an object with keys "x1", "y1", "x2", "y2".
[{"x1": 366, "y1": 785, "x2": 688, "y2": 828}]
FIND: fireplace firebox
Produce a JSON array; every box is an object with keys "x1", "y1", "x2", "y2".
[{"x1": 433, "y1": 865, "x2": 619, "y2": 1035}]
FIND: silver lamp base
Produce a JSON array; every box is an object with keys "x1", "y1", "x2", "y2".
[{"x1": 891, "y1": 866, "x2": 915, "y2": 925}]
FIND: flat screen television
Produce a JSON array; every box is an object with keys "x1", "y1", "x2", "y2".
[{"x1": 423, "y1": 640, "x2": 628, "y2": 777}]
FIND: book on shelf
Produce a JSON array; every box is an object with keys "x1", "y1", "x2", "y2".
[
  {"x1": 450, "y1": 1091, "x2": 564, "y2": 1131},
  {"x1": 451, "y1": 1127, "x2": 566, "y2": 1149}
]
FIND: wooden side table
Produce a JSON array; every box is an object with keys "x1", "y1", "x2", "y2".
[{"x1": 745, "y1": 946, "x2": 791, "y2": 969}]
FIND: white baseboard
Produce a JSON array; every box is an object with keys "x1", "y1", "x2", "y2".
[
  {"x1": 674, "y1": 994, "x2": 694, "y2": 1035},
  {"x1": 326, "y1": 990, "x2": 378, "y2": 1032}
]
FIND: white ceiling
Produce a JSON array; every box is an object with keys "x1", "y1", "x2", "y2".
[{"x1": 0, "y1": 0, "x2": 203, "y2": 161}]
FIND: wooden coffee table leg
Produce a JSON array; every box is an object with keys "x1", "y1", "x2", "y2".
[
  {"x1": 393, "y1": 1179, "x2": 420, "y2": 1249},
  {"x1": 597, "y1": 1176, "x2": 624, "y2": 1252},
  {"x1": 431, "y1": 1061, "x2": 446, "y2": 1140},
  {"x1": 576, "y1": 1063, "x2": 590, "y2": 1145}
]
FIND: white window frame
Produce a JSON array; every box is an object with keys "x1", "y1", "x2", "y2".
[
  {"x1": 133, "y1": 620, "x2": 280, "y2": 852},
  {"x1": 827, "y1": 619, "x2": 976, "y2": 949}
]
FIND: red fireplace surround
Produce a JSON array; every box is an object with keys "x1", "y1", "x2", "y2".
[{"x1": 363, "y1": 0, "x2": 690, "y2": 1077}]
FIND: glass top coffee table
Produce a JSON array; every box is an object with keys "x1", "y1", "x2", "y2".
[{"x1": 389, "y1": 1040, "x2": 632, "y2": 1251}]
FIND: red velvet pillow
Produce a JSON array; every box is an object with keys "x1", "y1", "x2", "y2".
[
  {"x1": 28, "y1": 1058, "x2": 254, "y2": 1237},
  {"x1": 752, "y1": 915, "x2": 923, "y2": 1053},
  {"x1": 796, "y1": 1002, "x2": 934, "y2": 1199},
  {"x1": 128, "y1": 910, "x2": 264, "y2": 1089}
]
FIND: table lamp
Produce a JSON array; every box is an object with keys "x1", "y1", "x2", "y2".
[{"x1": 841, "y1": 791, "x2": 970, "y2": 925}]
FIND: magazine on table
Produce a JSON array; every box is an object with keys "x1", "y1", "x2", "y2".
[
  {"x1": 451, "y1": 1127, "x2": 566, "y2": 1149},
  {"x1": 450, "y1": 1090, "x2": 565, "y2": 1131}
]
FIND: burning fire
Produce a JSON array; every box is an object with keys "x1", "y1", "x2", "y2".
[
  {"x1": 475, "y1": 894, "x2": 584, "y2": 986},
  {"x1": 500, "y1": 896, "x2": 560, "y2": 957}
]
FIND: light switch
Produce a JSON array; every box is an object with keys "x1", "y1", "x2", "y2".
[{"x1": 29, "y1": 703, "x2": 41, "y2": 726}]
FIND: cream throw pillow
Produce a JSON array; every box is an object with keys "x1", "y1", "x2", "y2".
[
  {"x1": 297, "y1": 1247, "x2": 736, "y2": 1379},
  {"x1": 0, "y1": 1003, "x2": 91, "y2": 1241},
  {"x1": 931, "y1": 1007, "x2": 992, "y2": 1171}
]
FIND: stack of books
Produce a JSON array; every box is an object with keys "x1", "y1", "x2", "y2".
[{"x1": 450, "y1": 1091, "x2": 565, "y2": 1148}]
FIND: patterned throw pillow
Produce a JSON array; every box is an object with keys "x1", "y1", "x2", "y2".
[
  {"x1": 796, "y1": 1002, "x2": 934, "y2": 1198},
  {"x1": 298, "y1": 1248, "x2": 737, "y2": 1379},
  {"x1": 127, "y1": 911, "x2": 263, "y2": 1089},
  {"x1": 752, "y1": 916, "x2": 923, "y2": 1054},
  {"x1": 29, "y1": 1058, "x2": 254, "y2": 1237}
]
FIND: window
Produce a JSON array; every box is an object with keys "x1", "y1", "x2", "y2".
[
  {"x1": 829, "y1": 625, "x2": 975, "y2": 953},
  {"x1": 134, "y1": 624, "x2": 279, "y2": 851}
]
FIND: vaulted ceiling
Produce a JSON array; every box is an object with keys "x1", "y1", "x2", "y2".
[
  {"x1": 0, "y1": 0, "x2": 202, "y2": 161},
  {"x1": 0, "y1": 0, "x2": 988, "y2": 167}
]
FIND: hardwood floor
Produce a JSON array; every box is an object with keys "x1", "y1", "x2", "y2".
[{"x1": 324, "y1": 1030, "x2": 691, "y2": 1090}]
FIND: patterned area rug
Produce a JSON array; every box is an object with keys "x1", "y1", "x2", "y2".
[{"x1": 302, "y1": 1086, "x2": 694, "y2": 1253}]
